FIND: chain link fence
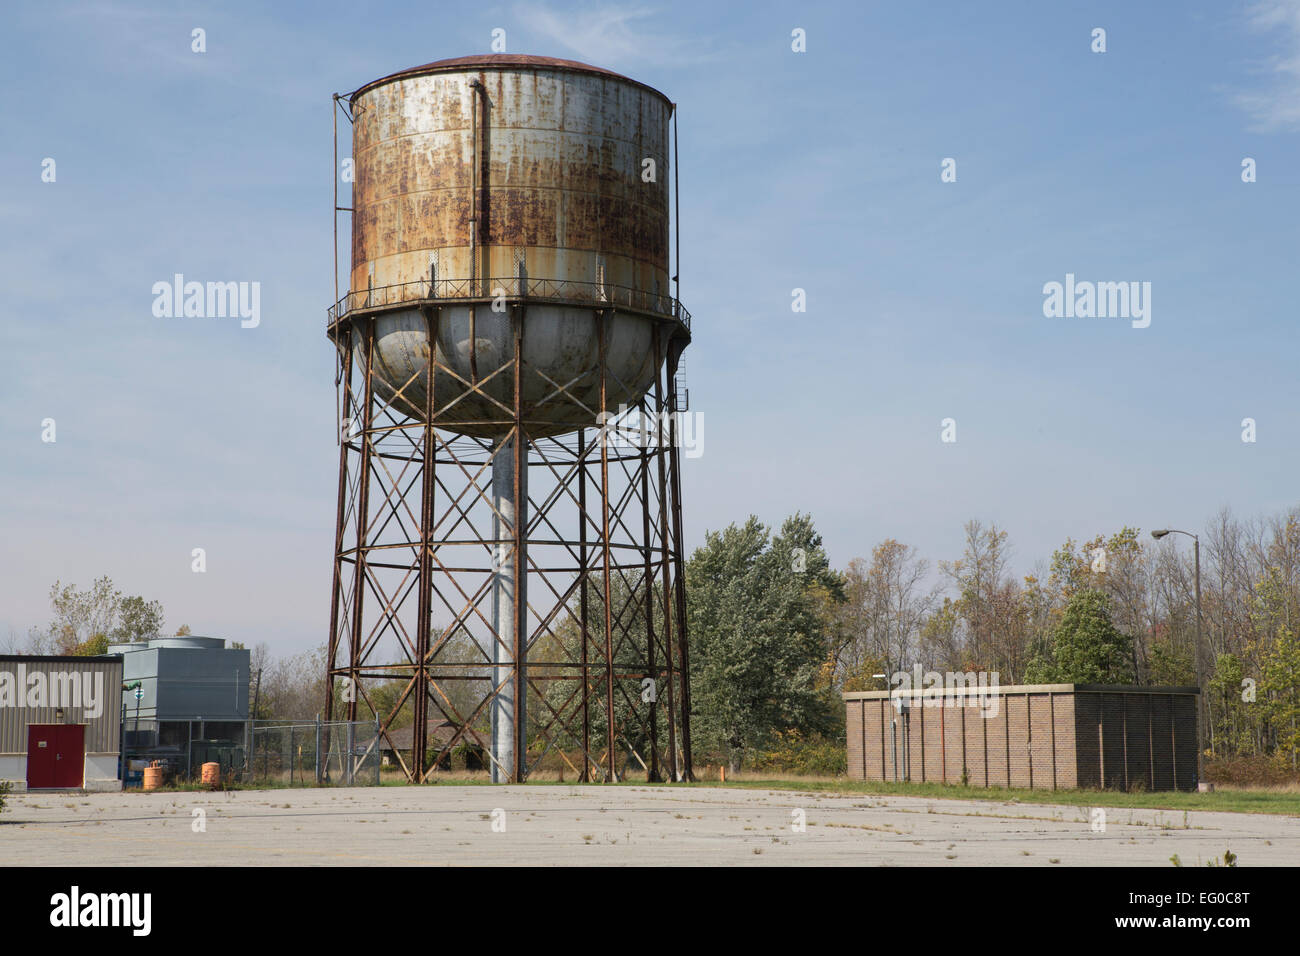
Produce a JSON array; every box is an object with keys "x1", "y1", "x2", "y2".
[{"x1": 244, "y1": 719, "x2": 380, "y2": 787}]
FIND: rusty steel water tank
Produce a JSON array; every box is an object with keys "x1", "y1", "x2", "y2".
[{"x1": 345, "y1": 54, "x2": 677, "y2": 437}]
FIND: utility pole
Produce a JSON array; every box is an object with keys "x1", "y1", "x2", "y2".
[{"x1": 1152, "y1": 529, "x2": 1206, "y2": 784}]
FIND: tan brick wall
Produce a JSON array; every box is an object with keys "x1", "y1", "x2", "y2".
[
  {"x1": 1028, "y1": 694, "x2": 1049, "y2": 787},
  {"x1": 970, "y1": 700, "x2": 990, "y2": 786},
  {"x1": 940, "y1": 700, "x2": 963, "y2": 783},
  {"x1": 1006, "y1": 693, "x2": 1028, "y2": 787},
  {"x1": 846, "y1": 699, "x2": 864, "y2": 779},
  {"x1": 871, "y1": 698, "x2": 892, "y2": 780},
  {"x1": 844, "y1": 686, "x2": 1194, "y2": 791},
  {"x1": 1052, "y1": 693, "x2": 1078, "y2": 788}
]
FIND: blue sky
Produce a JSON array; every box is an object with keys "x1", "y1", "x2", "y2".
[{"x1": 3, "y1": 0, "x2": 1299, "y2": 655}]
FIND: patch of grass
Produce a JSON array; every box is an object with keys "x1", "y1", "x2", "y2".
[
  {"x1": 113, "y1": 773, "x2": 1299, "y2": 818},
  {"x1": 823, "y1": 821, "x2": 900, "y2": 833},
  {"x1": 689, "y1": 776, "x2": 1300, "y2": 816},
  {"x1": 1208, "y1": 849, "x2": 1238, "y2": 867},
  {"x1": 129, "y1": 779, "x2": 299, "y2": 793}
]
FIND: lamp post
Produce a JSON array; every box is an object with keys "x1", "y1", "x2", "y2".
[{"x1": 1151, "y1": 528, "x2": 1205, "y2": 781}]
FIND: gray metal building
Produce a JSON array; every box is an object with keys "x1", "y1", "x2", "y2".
[
  {"x1": 0, "y1": 654, "x2": 124, "y2": 791},
  {"x1": 109, "y1": 635, "x2": 250, "y2": 778}
]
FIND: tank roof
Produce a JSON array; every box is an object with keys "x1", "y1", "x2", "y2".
[
  {"x1": 349, "y1": 53, "x2": 672, "y2": 107},
  {"x1": 107, "y1": 635, "x2": 230, "y2": 652}
]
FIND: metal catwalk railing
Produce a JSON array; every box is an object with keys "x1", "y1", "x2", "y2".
[{"x1": 328, "y1": 276, "x2": 691, "y2": 331}]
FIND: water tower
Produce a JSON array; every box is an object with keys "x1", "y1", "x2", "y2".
[{"x1": 323, "y1": 55, "x2": 693, "y2": 783}]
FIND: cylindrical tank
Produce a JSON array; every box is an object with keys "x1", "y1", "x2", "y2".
[{"x1": 347, "y1": 54, "x2": 674, "y2": 437}]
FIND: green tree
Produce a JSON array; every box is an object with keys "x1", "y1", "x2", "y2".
[
  {"x1": 1254, "y1": 566, "x2": 1300, "y2": 767},
  {"x1": 1046, "y1": 528, "x2": 1150, "y2": 679},
  {"x1": 918, "y1": 596, "x2": 961, "y2": 672},
  {"x1": 72, "y1": 633, "x2": 110, "y2": 656},
  {"x1": 1259, "y1": 628, "x2": 1300, "y2": 766},
  {"x1": 687, "y1": 513, "x2": 842, "y2": 772},
  {"x1": 940, "y1": 520, "x2": 1022, "y2": 674},
  {"x1": 535, "y1": 569, "x2": 676, "y2": 776},
  {"x1": 367, "y1": 678, "x2": 417, "y2": 731},
  {"x1": 1148, "y1": 639, "x2": 1195, "y2": 686},
  {"x1": 113, "y1": 596, "x2": 165, "y2": 643},
  {"x1": 40, "y1": 577, "x2": 121, "y2": 654},
  {"x1": 30, "y1": 579, "x2": 167, "y2": 654},
  {"x1": 839, "y1": 655, "x2": 889, "y2": 693},
  {"x1": 1207, "y1": 653, "x2": 1256, "y2": 756},
  {"x1": 1023, "y1": 589, "x2": 1134, "y2": 684}
]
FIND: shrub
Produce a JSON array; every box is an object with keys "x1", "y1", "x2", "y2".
[
  {"x1": 751, "y1": 730, "x2": 847, "y2": 776},
  {"x1": 1203, "y1": 754, "x2": 1300, "y2": 788}
]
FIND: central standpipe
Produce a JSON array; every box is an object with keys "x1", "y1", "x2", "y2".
[{"x1": 490, "y1": 435, "x2": 527, "y2": 782}]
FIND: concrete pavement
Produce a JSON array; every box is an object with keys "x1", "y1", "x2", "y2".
[{"x1": 2, "y1": 784, "x2": 1296, "y2": 866}]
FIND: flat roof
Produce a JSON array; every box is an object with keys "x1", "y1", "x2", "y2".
[{"x1": 843, "y1": 683, "x2": 1199, "y2": 700}]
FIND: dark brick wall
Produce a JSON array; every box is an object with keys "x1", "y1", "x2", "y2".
[{"x1": 1073, "y1": 692, "x2": 1198, "y2": 791}]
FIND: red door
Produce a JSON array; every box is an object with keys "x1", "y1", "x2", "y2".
[
  {"x1": 56, "y1": 725, "x2": 85, "y2": 787},
  {"x1": 26, "y1": 724, "x2": 85, "y2": 789}
]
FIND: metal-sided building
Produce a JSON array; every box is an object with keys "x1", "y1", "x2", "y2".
[
  {"x1": 109, "y1": 635, "x2": 250, "y2": 779},
  {"x1": 0, "y1": 654, "x2": 124, "y2": 791},
  {"x1": 844, "y1": 683, "x2": 1200, "y2": 792}
]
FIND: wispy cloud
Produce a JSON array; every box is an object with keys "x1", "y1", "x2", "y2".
[
  {"x1": 513, "y1": 1, "x2": 717, "y2": 68},
  {"x1": 1234, "y1": 0, "x2": 1300, "y2": 131}
]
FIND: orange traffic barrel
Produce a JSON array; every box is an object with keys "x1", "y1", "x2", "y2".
[
  {"x1": 142, "y1": 765, "x2": 163, "y2": 791},
  {"x1": 201, "y1": 762, "x2": 221, "y2": 787}
]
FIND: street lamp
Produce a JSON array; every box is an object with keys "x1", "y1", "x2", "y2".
[{"x1": 1151, "y1": 528, "x2": 1205, "y2": 780}]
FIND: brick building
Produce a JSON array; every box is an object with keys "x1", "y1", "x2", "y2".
[{"x1": 844, "y1": 683, "x2": 1199, "y2": 791}]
